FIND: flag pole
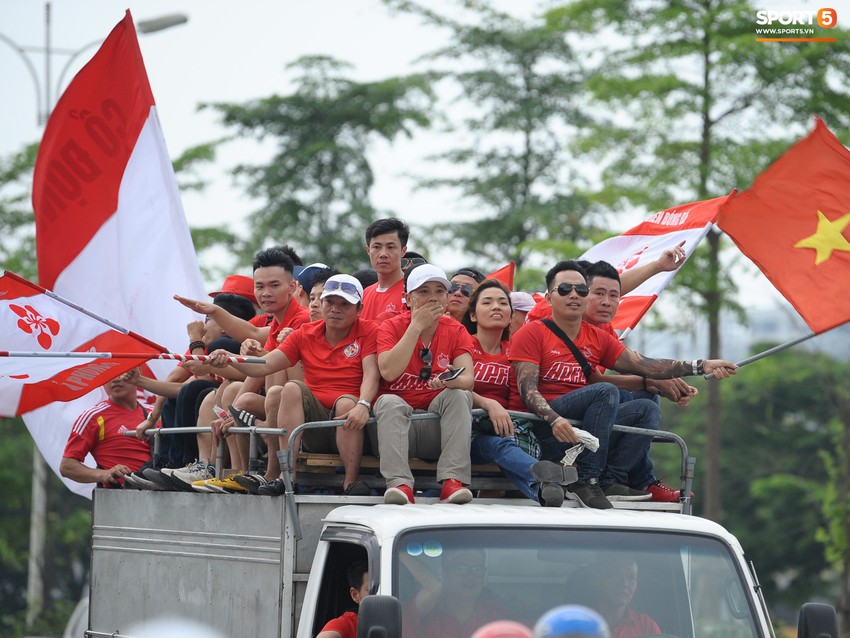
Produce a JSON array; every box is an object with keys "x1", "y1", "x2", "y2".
[
  {"x1": 0, "y1": 351, "x2": 267, "y2": 364},
  {"x1": 703, "y1": 332, "x2": 817, "y2": 379}
]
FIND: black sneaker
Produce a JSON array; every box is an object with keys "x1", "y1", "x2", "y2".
[
  {"x1": 257, "y1": 477, "x2": 287, "y2": 496},
  {"x1": 233, "y1": 473, "x2": 269, "y2": 495},
  {"x1": 566, "y1": 479, "x2": 613, "y2": 509},
  {"x1": 602, "y1": 483, "x2": 652, "y2": 501},
  {"x1": 344, "y1": 480, "x2": 371, "y2": 496},
  {"x1": 537, "y1": 483, "x2": 565, "y2": 508}
]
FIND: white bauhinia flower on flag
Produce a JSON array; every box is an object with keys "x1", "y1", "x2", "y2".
[
  {"x1": 26, "y1": 10, "x2": 205, "y2": 497},
  {"x1": 579, "y1": 193, "x2": 734, "y2": 332},
  {"x1": 0, "y1": 271, "x2": 166, "y2": 415}
]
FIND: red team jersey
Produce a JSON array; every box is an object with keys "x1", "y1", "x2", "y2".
[
  {"x1": 360, "y1": 279, "x2": 405, "y2": 321},
  {"x1": 508, "y1": 320, "x2": 625, "y2": 410},
  {"x1": 63, "y1": 399, "x2": 151, "y2": 473},
  {"x1": 470, "y1": 338, "x2": 511, "y2": 406},
  {"x1": 320, "y1": 611, "x2": 358, "y2": 638},
  {"x1": 262, "y1": 300, "x2": 311, "y2": 351},
  {"x1": 278, "y1": 318, "x2": 378, "y2": 408},
  {"x1": 377, "y1": 313, "x2": 474, "y2": 410}
]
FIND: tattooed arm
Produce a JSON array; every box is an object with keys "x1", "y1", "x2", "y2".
[
  {"x1": 613, "y1": 349, "x2": 737, "y2": 380},
  {"x1": 514, "y1": 361, "x2": 580, "y2": 444}
]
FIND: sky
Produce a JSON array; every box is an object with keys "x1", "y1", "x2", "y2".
[
  {"x1": 1, "y1": 0, "x2": 513, "y2": 269},
  {"x1": 0, "y1": 0, "x2": 828, "y2": 328}
]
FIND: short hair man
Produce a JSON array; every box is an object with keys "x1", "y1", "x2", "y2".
[
  {"x1": 369, "y1": 264, "x2": 476, "y2": 505},
  {"x1": 583, "y1": 260, "x2": 697, "y2": 502},
  {"x1": 584, "y1": 556, "x2": 660, "y2": 638},
  {"x1": 360, "y1": 217, "x2": 410, "y2": 320},
  {"x1": 60, "y1": 370, "x2": 151, "y2": 487},
  {"x1": 317, "y1": 560, "x2": 370, "y2": 638},
  {"x1": 209, "y1": 274, "x2": 378, "y2": 496},
  {"x1": 510, "y1": 260, "x2": 736, "y2": 509}
]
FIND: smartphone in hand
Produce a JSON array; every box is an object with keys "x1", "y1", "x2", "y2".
[{"x1": 437, "y1": 367, "x2": 465, "y2": 382}]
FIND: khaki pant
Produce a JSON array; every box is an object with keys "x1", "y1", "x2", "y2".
[{"x1": 368, "y1": 389, "x2": 472, "y2": 488}]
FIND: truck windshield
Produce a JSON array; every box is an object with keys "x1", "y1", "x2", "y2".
[{"x1": 394, "y1": 527, "x2": 760, "y2": 638}]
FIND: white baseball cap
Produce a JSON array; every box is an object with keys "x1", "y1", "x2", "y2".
[
  {"x1": 320, "y1": 274, "x2": 363, "y2": 304},
  {"x1": 406, "y1": 264, "x2": 451, "y2": 293}
]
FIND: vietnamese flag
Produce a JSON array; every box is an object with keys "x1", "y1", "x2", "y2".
[
  {"x1": 28, "y1": 11, "x2": 204, "y2": 497},
  {"x1": 717, "y1": 119, "x2": 850, "y2": 334},
  {"x1": 487, "y1": 262, "x2": 515, "y2": 290}
]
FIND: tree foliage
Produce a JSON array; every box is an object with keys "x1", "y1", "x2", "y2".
[
  {"x1": 386, "y1": 0, "x2": 605, "y2": 271},
  {"x1": 205, "y1": 55, "x2": 434, "y2": 270}
]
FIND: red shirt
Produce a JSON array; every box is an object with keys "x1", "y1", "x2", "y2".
[
  {"x1": 404, "y1": 597, "x2": 507, "y2": 638},
  {"x1": 526, "y1": 298, "x2": 552, "y2": 323},
  {"x1": 263, "y1": 301, "x2": 311, "y2": 351},
  {"x1": 320, "y1": 610, "x2": 357, "y2": 638},
  {"x1": 63, "y1": 399, "x2": 151, "y2": 473},
  {"x1": 278, "y1": 318, "x2": 378, "y2": 408},
  {"x1": 471, "y1": 338, "x2": 511, "y2": 406},
  {"x1": 377, "y1": 313, "x2": 474, "y2": 409},
  {"x1": 508, "y1": 320, "x2": 625, "y2": 410},
  {"x1": 361, "y1": 279, "x2": 405, "y2": 321},
  {"x1": 250, "y1": 313, "x2": 273, "y2": 327},
  {"x1": 613, "y1": 608, "x2": 661, "y2": 638}
]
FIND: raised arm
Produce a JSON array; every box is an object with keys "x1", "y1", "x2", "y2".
[
  {"x1": 174, "y1": 294, "x2": 268, "y2": 343},
  {"x1": 612, "y1": 348, "x2": 737, "y2": 379},
  {"x1": 620, "y1": 240, "x2": 687, "y2": 295}
]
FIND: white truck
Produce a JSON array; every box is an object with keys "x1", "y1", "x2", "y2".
[{"x1": 82, "y1": 425, "x2": 837, "y2": 638}]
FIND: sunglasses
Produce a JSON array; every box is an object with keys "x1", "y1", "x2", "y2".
[
  {"x1": 401, "y1": 257, "x2": 428, "y2": 270},
  {"x1": 448, "y1": 283, "x2": 474, "y2": 297},
  {"x1": 550, "y1": 283, "x2": 589, "y2": 297},
  {"x1": 324, "y1": 280, "x2": 361, "y2": 299},
  {"x1": 419, "y1": 347, "x2": 432, "y2": 381},
  {"x1": 448, "y1": 564, "x2": 486, "y2": 577}
]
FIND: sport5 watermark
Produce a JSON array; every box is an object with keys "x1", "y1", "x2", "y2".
[{"x1": 755, "y1": 8, "x2": 838, "y2": 41}]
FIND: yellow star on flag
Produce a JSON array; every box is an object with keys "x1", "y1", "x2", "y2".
[{"x1": 793, "y1": 210, "x2": 850, "y2": 265}]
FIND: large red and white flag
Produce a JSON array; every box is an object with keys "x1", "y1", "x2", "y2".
[
  {"x1": 0, "y1": 271, "x2": 165, "y2": 415},
  {"x1": 580, "y1": 194, "x2": 733, "y2": 331},
  {"x1": 28, "y1": 11, "x2": 205, "y2": 497}
]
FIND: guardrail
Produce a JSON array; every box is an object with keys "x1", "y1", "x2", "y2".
[{"x1": 126, "y1": 408, "x2": 695, "y2": 535}]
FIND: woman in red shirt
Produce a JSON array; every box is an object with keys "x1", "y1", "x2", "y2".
[{"x1": 462, "y1": 280, "x2": 571, "y2": 507}]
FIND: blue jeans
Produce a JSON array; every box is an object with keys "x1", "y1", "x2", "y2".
[
  {"x1": 610, "y1": 397, "x2": 661, "y2": 487},
  {"x1": 617, "y1": 389, "x2": 661, "y2": 488},
  {"x1": 471, "y1": 434, "x2": 540, "y2": 502},
  {"x1": 544, "y1": 383, "x2": 620, "y2": 483}
]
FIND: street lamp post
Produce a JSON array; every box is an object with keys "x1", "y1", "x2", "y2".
[{"x1": 0, "y1": 3, "x2": 187, "y2": 629}]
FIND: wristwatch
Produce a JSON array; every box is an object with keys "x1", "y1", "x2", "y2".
[{"x1": 356, "y1": 399, "x2": 372, "y2": 410}]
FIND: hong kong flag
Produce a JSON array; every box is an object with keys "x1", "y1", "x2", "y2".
[
  {"x1": 27, "y1": 11, "x2": 204, "y2": 496},
  {"x1": 0, "y1": 271, "x2": 165, "y2": 416}
]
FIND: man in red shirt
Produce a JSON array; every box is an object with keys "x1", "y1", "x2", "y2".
[
  {"x1": 60, "y1": 370, "x2": 151, "y2": 487},
  {"x1": 510, "y1": 260, "x2": 736, "y2": 509},
  {"x1": 209, "y1": 274, "x2": 378, "y2": 496},
  {"x1": 360, "y1": 218, "x2": 410, "y2": 321},
  {"x1": 370, "y1": 264, "x2": 476, "y2": 505},
  {"x1": 584, "y1": 555, "x2": 661, "y2": 638},
  {"x1": 317, "y1": 560, "x2": 369, "y2": 638}
]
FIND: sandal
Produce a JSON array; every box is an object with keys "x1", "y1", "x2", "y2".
[{"x1": 228, "y1": 405, "x2": 257, "y2": 428}]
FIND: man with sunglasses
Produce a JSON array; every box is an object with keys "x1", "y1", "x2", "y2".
[
  {"x1": 446, "y1": 267, "x2": 486, "y2": 322},
  {"x1": 361, "y1": 217, "x2": 411, "y2": 321},
  {"x1": 510, "y1": 260, "x2": 737, "y2": 509},
  {"x1": 208, "y1": 274, "x2": 379, "y2": 496},
  {"x1": 369, "y1": 264, "x2": 476, "y2": 505}
]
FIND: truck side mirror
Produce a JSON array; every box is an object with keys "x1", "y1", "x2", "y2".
[
  {"x1": 798, "y1": 602, "x2": 838, "y2": 638},
  {"x1": 356, "y1": 595, "x2": 402, "y2": 638}
]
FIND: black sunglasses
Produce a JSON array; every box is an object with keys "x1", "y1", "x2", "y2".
[
  {"x1": 419, "y1": 347, "x2": 432, "y2": 381},
  {"x1": 550, "y1": 283, "x2": 589, "y2": 297},
  {"x1": 402, "y1": 257, "x2": 428, "y2": 270},
  {"x1": 448, "y1": 283, "x2": 474, "y2": 297}
]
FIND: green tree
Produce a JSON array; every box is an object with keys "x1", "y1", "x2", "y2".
[
  {"x1": 545, "y1": 0, "x2": 850, "y2": 521},
  {"x1": 656, "y1": 345, "x2": 845, "y2": 611},
  {"x1": 387, "y1": 0, "x2": 600, "y2": 272},
  {"x1": 0, "y1": 143, "x2": 39, "y2": 279},
  {"x1": 205, "y1": 55, "x2": 434, "y2": 270}
]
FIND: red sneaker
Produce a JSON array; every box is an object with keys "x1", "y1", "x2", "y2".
[
  {"x1": 646, "y1": 480, "x2": 694, "y2": 503},
  {"x1": 384, "y1": 484, "x2": 415, "y2": 505},
  {"x1": 440, "y1": 479, "x2": 473, "y2": 504}
]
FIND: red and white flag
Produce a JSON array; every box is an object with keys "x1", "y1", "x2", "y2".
[
  {"x1": 0, "y1": 271, "x2": 165, "y2": 415},
  {"x1": 27, "y1": 11, "x2": 205, "y2": 497},
  {"x1": 580, "y1": 194, "x2": 733, "y2": 331},
  {"x1": 486, "y1": 262, "x2": 516, "y2": 290}
]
